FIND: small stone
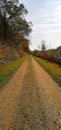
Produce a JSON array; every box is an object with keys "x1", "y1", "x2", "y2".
[
  {"x1": 54, "y1": 120, "x2": 57, "y2": 124},
  {"x1": 58, "y1": 112, "x2": 60, "y2": 116}
]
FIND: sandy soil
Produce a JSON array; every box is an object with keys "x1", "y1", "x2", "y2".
[{"x1": 0, "y1": 56, "x2": 61, "y2": 130}]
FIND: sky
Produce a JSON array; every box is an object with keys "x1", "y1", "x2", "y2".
[{"x1": 20, "y1": 0, "x2": 61, "y2": 50}]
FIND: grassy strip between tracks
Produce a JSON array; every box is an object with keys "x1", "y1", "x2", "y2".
[
  {"x1": 0, "y1": 56, "x2": 27, "y2": 89},
  {"x1": 34, "y1": 56, "x2": 61, "y2": 86}
]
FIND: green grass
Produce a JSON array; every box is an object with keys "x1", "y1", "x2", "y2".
[
  {"x1": 34, "y1": 56, "x2": 61, "y2": 86},
  {"x1": 0, "y1": 56, "x2": 27, "y2": 89}
]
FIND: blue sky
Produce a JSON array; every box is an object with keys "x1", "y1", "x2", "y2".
[{"x1": 20, "y1": 0, "x2": 61, "y2": 50}]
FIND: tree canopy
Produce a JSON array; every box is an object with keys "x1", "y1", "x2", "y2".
[{"x1": 0, "y1": 0, "x2": 32, "y2": 40}]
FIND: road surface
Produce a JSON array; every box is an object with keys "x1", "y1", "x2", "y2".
[{"x1": 0, "y1": 56, "x2": 61, "y2": 130}]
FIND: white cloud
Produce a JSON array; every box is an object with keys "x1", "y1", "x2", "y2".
[
  {"x1": 55, "y1": 5, "x2": 61, "y2": 18},
  {"x1": 32, "y1": 23, "x2": 61, "y2": 34}
]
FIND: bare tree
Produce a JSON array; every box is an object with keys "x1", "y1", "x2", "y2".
[{"x1": 38, "y1": 44, "x2": 40, "y2": 50}]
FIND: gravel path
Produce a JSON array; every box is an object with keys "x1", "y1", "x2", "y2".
[{"x1": 0, "y1": 56, "x2": 61, "y2": 130}]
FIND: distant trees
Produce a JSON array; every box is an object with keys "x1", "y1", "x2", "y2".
[
  {"x1": 0, "y1": 0, "x2": 32, "y2": 40},
  {"x1": 41, "y1": 40, "x2": 47, "y2": 51},
  {"x1": 37, "y1": 41, "x2": 47, "y2": 51},
  {"x1": 34, "y1": 40, "x2": 61, "y2": 65}
]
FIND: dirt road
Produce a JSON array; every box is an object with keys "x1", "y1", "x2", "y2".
[{"x1": 0, "y1": 56, "x2": 61, "y2": 130}]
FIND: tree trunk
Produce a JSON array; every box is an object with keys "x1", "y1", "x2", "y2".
[{"x1": 3, "y1": 16, "x2": 7, "y2": 40}]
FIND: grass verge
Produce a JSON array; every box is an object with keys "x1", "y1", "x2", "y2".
[
  {"x1": 34, "y1": 56, "x2": 61, "y2": 86},
  {"x1": 0, "y1": 56, "x2": 27, "y2": 89}
]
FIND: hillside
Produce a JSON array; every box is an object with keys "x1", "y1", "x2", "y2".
[{"x1": 0, "y1": 41, "x2": 25, "y2": 65}]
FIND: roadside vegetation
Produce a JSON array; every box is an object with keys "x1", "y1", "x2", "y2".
[
  {"x1": 33, "y1": 41, "x2": 61, "y2": 65},
  {"x1": 34, "y1": 56, "x2": 61, "y2": 86},
  {"x1": 0, "y1": 56, "x2": 27, "y2": 89}
]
